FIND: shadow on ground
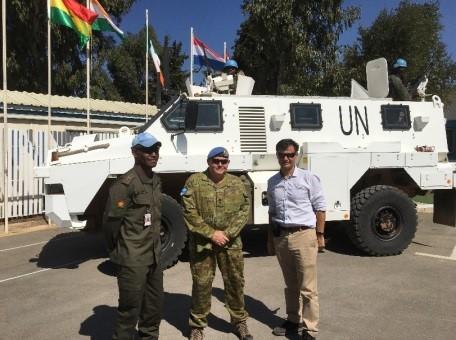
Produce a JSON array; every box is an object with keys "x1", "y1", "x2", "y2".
[
  {"x1": 30, "y1": 230, "x2": 108, "y2": 269},
  {"x1": 319, "y1": 221, "x2": 364, "y2": 256},
  {"x1": 212, "y1": 286, "x2": 282, "y2": 330},
  {"x1": 79, "y1": 292, "x2": 191, "y2": 339},
  {"x1": 162, "y1": 290, "x2": 236, "y2": 336},
  {"x1": 79, "y1": 305, "x2": 116, "y2": 340}
]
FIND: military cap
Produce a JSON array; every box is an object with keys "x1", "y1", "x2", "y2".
[
  {"x1": 131, "y1": 132, "x2": 161, "y2": 148},
  {"x1": 207, "y1": 146, "x2": 229, "y2": 159}
]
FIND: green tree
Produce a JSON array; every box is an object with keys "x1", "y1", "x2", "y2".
[
  {"x1": 164, "y1": 36, "x2": 188, "y2": 96},
  {"x1": 343, "y1": 0, "x2": 456, "y2": 102},
  {"x1": 233, "y1": 0, "x2": 359, "y2": 95},
  {"x1": 108, "y1": 28, "x2": 187, "y2": 104},
  {"x1": 1, "y1": 0, "x2": 134, "y2": 98}
]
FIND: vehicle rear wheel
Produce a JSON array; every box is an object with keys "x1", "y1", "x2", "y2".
[
  {"x1": 348, "y1": 185, "x2": 417, "y2": 256},
  {"x1": 160, "y1": 194, "x2": 187, "y2": 269}
]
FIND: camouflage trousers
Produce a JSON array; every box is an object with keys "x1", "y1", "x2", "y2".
[{"x1": 189, "y1": 247, "x2": 248, "y2": 328}]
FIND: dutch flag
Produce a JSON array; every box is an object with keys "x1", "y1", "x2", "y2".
[{"x1": 192, "y1": 36, "x2": 225, "y2": 72}]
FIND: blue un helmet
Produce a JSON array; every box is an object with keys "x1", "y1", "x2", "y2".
[
  {"x1": 223, "y1": 59, "x2": 238, "y2": 70},
  {"x1": 393, "y1": 58, "x2": 408, "y2": 69}
]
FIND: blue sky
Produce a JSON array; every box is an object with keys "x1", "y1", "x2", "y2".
[{"x1": 121, "y1": 0, "x2": 455, "y2": 70}]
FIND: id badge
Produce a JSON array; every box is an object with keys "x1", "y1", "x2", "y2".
[{"x1": 144, "y1": 213, "x2": 152, "y2": 227}]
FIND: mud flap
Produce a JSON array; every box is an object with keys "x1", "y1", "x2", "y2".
[{"x1": 433, "y1": 189, "x2": 456, "y2": 226}]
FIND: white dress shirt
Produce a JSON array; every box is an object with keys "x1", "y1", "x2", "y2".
[{"x1": 267, "y1": 167, "x2": 326, "y2": 228}]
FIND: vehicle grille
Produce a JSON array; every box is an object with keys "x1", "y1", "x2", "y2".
[{"x1": 238, "y1": 106, "x2": 267, "y2": 152}]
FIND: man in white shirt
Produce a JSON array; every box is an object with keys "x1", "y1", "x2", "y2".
[{"x1": 267, "y1": 139, "x2": 326, "y2": 340}]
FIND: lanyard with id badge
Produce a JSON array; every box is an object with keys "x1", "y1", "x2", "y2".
[{"x1": 144, "y1": 208, "x2": 152, "y2": 227}]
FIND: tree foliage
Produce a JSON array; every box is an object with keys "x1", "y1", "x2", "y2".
[
  {"x1": 2, "y1": 0, "x2": 133, "y2": 98},
  {"x1": 343, "y1": 0, "x2": 456, "y2": 102},
  {"x1": 1, "y1": 0, "x2": 186, "y2": 105},
  {"x1": 233, "y1": 0, "x2": 359, "y2": 95},
  {"x1": 107, "y1": 28, "x2": 187, "y2": 104}
]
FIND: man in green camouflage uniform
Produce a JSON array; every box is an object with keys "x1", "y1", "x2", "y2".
[
  {"x1": 103, "y1": 132, "x2": 163, "y2": 340},
  {"x1": 182, "y1": 146, "x2": 253, "y2": 340}
]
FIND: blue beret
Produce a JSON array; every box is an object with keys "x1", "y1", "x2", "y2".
[
  {"x1": 207, "y1": 146, "x2": 229, "y2": 159},
  {"x1": 132, "y1": 132, "x2": 161, "y2": 148}
]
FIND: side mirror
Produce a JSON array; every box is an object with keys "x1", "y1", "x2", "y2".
[{"x1": 185, "y1": 101, "x2": 198, "y2": 130}]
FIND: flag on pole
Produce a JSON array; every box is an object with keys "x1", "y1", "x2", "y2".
[
  {"x1": 149, "y1": 40, "x2": 165, "y2": 87},
  {"x1": 89, "y1": 0, "x2": 124, "y2": 39},
  {"x1": 192, "y1": 36, "x2": 225, "y2": 72},
  {"x1": 49, "y1": 0, "x2": 98, "y2": 47}
]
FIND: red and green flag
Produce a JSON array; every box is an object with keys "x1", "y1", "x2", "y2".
[
  {"x1": 89, "y1": 0, "x2": 124, "y2": 39},
  {"x1": 50, "y1": 0, "x2": 98, "y2": 47}
]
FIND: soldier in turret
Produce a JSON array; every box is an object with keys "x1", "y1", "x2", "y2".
[
  {"x1": 389, "y1": 58, "x2": 412, "y2": 101},
  {"x1": 182, "y1": 146, "x2": 253, "y2": 340}
]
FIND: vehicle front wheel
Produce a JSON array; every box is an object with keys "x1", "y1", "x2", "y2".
[
  {"x1": 348, "y1": 185, "x2": 417, "y2": 256},
  {"x1": 160, "y1": 194, "x2": 187, "y2": 269}
]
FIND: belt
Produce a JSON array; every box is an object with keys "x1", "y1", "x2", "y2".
[{"x1": 279, "y1": 225, "x2": 312, "y2": 233}]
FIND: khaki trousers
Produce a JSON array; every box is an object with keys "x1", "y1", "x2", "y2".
[{"x1": 273, "y1": 228, "x2": 319, "y2": 336}]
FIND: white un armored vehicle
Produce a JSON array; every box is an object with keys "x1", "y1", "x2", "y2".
[{"x1": 35, "y1": 58, "x2": 456, "y2": 268}]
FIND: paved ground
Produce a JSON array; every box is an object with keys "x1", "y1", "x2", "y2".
[{"x1": 0, "y1": 213, "x2": 455, "y2": 340}]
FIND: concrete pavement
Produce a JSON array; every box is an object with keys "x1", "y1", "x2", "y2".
[{"x1": 0, "y1": 213, "x2": 455, "y2": 340}]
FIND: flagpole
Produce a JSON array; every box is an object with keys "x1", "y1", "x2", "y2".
[
  {"x1": 86, "y1": 0, "x2": 91, "y2": 134},
  {"x1": 47, "y1": 0, "x2": 53, "y2": 227},
  {"x1": 145, "y1": 9, "x2": 149, "y2": 121},
  {"x1": 2, "y1": 0, "x2": 9, "y2": 233},
  {"x1": 224, "y1": 41, "x2": 227, "y2": 62},
  {"x1": 190, "y1": 27, "x2": 194, "y2": 86},
  {"x1": 47, "y1": 0, "x2": 52, "y2": 148}
]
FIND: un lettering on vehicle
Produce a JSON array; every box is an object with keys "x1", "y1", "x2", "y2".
[{"x1": 339, "y1": 105, "x2": 369, "y2": 136}]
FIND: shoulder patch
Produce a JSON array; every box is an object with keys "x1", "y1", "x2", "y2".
[{"x1": 180, "y1": 187, "x2": 188, "y2": 196}]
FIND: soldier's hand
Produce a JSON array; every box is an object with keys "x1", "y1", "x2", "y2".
[{"x1": 211, "y1": 230, "x2": 229, "y2": 246}]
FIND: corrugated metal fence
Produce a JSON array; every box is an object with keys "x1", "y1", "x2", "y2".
[{"x1": 0, "y1": 127, "x2": 116, "y2": 220}]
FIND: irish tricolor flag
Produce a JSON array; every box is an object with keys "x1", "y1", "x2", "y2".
[
  {"x1": 50, "y1": 0, "x2": 98, "y2": 47},
  {"x1": 149, "y1": 40, "x2": 165, "y2": 88},
  {"x1": 89, "y1": 0, "x2": 124, "y2": 39}
]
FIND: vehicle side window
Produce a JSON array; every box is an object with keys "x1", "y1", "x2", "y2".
[
  {"x1": 161, "y1": 101, "x2": 187, "y2": 130},
  {"x1": 161, "y1": 100, "x2": 222, "y2": 131},
  {"x1": 194, "y1": 101, "x2": 223, "y2": 131},
  {"x1": 290, "y1": 103, "x2": 323, "y2": 130},
  {"x1": 380, "y1": 105, "x2": 411, "y2": 130}
]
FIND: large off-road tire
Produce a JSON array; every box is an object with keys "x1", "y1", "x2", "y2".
[
  {"x1": 160, "y1": 194, "x2": 187, "y2": 269},
  {"x1": 348, "y1": 185, "x2": 417, "y2": 256}
]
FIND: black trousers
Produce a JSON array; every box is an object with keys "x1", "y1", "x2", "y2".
[{"x1": 113, "y1": 264, "x2": 163, "y2": 340}]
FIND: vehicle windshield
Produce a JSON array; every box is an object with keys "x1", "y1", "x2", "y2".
[{"x1": 137, "y1": 95, "x2": 184, "y2": 133}]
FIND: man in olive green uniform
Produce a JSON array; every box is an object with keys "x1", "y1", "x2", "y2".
[
  {"x1": 389, "y1": 58, "x2": 412, "y2": 101},
  {"x1": 103, "y1": 132, "x2": 163, "y2": 340},
  {"x1": 182, "y1": 147, "x2": 253, "y2": 340}
]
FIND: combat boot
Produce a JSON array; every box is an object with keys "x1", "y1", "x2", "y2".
[
  {"x1": 234, "y1": 320, "x2": 253, "y2": 340},
  {"x1": 189, "y1": 327, "x2": 204, "y2": 340}
]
